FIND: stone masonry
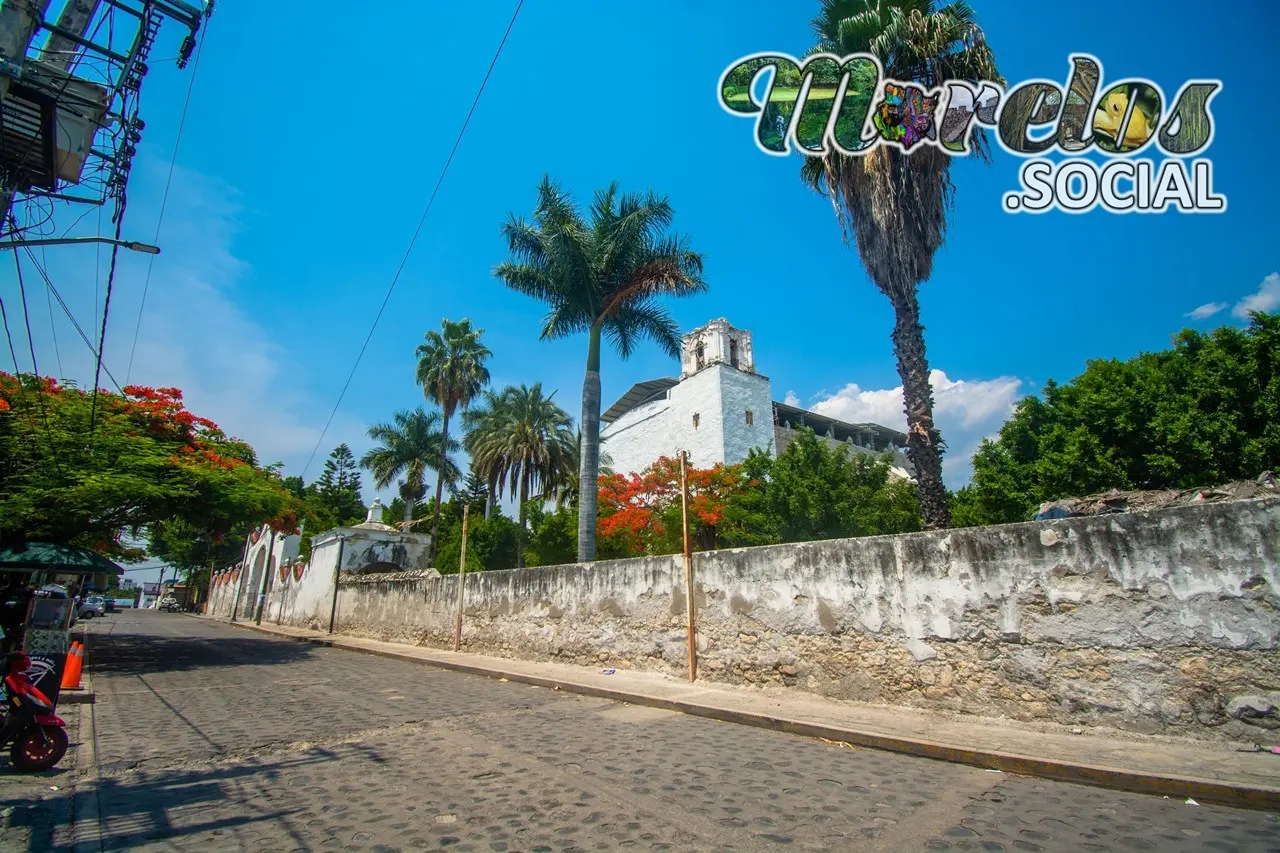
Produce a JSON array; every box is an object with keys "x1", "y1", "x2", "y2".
[{"x1": 260, "y1": 498, "x2": 1279, "y2": 742}]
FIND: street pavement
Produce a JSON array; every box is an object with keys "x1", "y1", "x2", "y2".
[{"x1": 3, "y1": 608, "x2": 1278, "y2": 852}]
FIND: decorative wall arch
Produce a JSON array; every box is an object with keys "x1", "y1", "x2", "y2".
[{"x1": 292, "y1": 560, "x2": 306, "y2": 581}]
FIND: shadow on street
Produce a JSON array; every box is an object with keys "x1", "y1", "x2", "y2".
[{"x1": 88, "y1": 627, "x2": 316, "y2": 677}]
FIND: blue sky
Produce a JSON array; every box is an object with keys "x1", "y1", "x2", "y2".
[{"x1": 5, "y1": 1, "x2": 1279, "y2": 583}]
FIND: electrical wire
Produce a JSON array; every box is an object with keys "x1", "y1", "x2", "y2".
[
  {"x1": 299, "y1": 0, "x2": 525, "y2": 480},
  {"x1": 0, "y1": 296, "x2": 19, "y2": 372},
  {"x1": 124, "y1": 23, "x2": 207, "y2": 385},
  {"x1": 24, "y1": 247, "x2": 123, "y2": 392},
  {"x1": 87, "y1": 195, "x2": 127, "y2": 439},
  {"x1": 11, "y1": 242, "x2": 65, "y2": 470},
  {"x1": 43, "y1": 256, "x2": 64, "y2": 378}
]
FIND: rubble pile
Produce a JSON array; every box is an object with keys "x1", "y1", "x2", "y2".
[{"x1": 1035, "y1": 472, "x2": 1278, "y2": 520}]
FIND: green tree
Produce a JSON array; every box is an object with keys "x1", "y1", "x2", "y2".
[
  {"x1": 800, "y1": 1, "x2": 1002, "y2": 530},
  {"x1": 382, "y1": 496, "x2": 432, "y2": 528},
  {"x1": 0, "y1": 375, "x2": 299, "y2": 559},
  {"x1": 523, "y1": 503, "x2": 579, "y2": 566},
  {"x1": 432, "y1": 496, "x2": 521, "y2": 574},
  {"x1": 965, "y1": 312, "x2": 1280, "y2": 523},
  {"x1": 314, "y1": 444, "x2": 366, "y2": 525},
  {"x1": 753, "y1": 429, "x2": 922, "y2": 542},
  {"x1": 495, "y1": 176, "x2": 706, "y2": 562},
  {"x1": 360, "y1": 409, "x2": 461, "y2": 527},
  {"x1": 415, "y1": 318, "x2": 492, "y2": 564},
  {"x1": 540, "y1": 430, "x2": 614, "y2": 510},
  {"x1": 458, "y1": 470, "x2": 491, "y2": 514},
  {"x1": 462, "y1": 384, "x2": 576, "y2": 567}
]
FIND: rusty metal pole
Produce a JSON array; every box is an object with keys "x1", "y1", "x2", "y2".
[
  {"x1": 453, "y1": 503, "x2": 470, "y2": 652},
  {"x1": 680, "y1": 450, "x2": 697, "y2": 682}
]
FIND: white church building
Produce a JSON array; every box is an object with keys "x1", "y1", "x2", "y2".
[{"x1": 600, "y1": 318, "x2": 914, "y2": 479}]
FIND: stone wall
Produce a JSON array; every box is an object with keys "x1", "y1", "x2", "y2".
[{"x1": 277, "y1": 498, "x2": 1280, "y2": 741}]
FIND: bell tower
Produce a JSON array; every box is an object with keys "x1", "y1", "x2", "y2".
[{"x1": 680, "y1": 318, "x2": 755, "y2": 378}]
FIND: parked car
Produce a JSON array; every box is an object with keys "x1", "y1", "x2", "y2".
[
  {"x1": 78, "y1": 596, "x2": 106, "y2": 619},
  {"x1": 159, "y1": 597, "x2": 180, "y2": 612}
]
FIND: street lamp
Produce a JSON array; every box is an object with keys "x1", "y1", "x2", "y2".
[{"x1": 0, "y1": 236, "x2": 161, "y2": 254}]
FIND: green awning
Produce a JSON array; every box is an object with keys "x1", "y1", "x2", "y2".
[{"x1": 0, "y1": 542, "x2": 125, "y2": 576}]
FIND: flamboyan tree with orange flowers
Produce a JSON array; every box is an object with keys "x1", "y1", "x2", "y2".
[
  {"x1": 0, "y1": 372, "x2": 302, "y2": 560},
  {"x1": 596, "y1": 455, "x2": 761, "y2": 556}
]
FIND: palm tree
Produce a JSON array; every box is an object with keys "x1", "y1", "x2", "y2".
[
  {"x1": 495, "y1": 176, "x2": 705, "y2": 562},
  {"x1": 542, "y1": 431, "x2": 614, "y2": 510},
  {"x1": 800, "y1": 0, "x2": 1002, "y2": 530},
  {"x1": 359, "y1": 408, "x2": 461, "y2": 528},
  {"x1": 415, "y1": 318, "x2": 492, "y2": 563},
  {"x1": 463, "y1": 384, "x2": 575, "y2": 567}
]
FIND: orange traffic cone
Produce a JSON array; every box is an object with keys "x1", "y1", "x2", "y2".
[{"x1": 60, "y1": 645, "x2": 83, "y2": 690}]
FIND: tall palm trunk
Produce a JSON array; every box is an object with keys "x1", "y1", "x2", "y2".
[
  {"x1": 428, "y1": 408, "x2": 450, "y2": 563},
  {"x1": 891, "y1": 294, "x2": 950, "y2": 529},
  {"x1": 403, "y1": 497, "x2": 415, "y2": 526},
  {"x1": 576, "y1": 324, "x2": 603, "y2": 562},
  {"x1": 516, "y1": 474, "x2": 528, "y2": 568}
]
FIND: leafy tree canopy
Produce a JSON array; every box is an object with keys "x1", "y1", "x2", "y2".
[
  {"x1": 595, "y1": 432, "x2": 920, "y2": 558},
  {"x1": 0, "y1": 375, "x2": 301, "y2": 560},
  {"x1": 960, "y1": 313, "x2": 1280, "y2": 524}
]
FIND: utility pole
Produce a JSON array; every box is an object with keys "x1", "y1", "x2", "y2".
[
  {"x1": 327, "y1": 536, "x2": 346, "y2": 635},
  {"x1": 254, "y1": 529, "x2": 277, "y2": 625},
  {"x1": 0, "y1": 0, "x2": 51, "y2": 99},
  {"x1": 40, "y1": 0, "x2": 99, "y2": 71},
  {"x1": 229, "y1": 529, "x2": 252, "y2": 622},
  {"x1": 679, "y1": 450, "x2": 697, "y2": 682},
  {"x1": 0, "y1": 0, "x2": 52, "y2": 226},
  {"x1": 453, "y1": 504, "x2": 470, "y2": 651}
]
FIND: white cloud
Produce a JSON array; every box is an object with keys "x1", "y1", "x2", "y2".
[
  {"x1": 1186, "y1": 302, "x2": 1227, "y2": 320},
  {"x1": 803, "y1": 369, "x2": 1024, "y2": 487},
  {"x1": 783, "y1": 390, "x2": 801, "y2": 407},
  {"x1": 1233, "y1": 272, "x2": 1280, "y2": 320},
  {"x1": 16, "y1": 156, "x2": 373, "y2": 499}
]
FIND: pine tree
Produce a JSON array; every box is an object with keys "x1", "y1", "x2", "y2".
[
  {"x1": 461, "y1": 470, "x2": 489, "y2": 510},
  {"x1": 316, "y1": 444, "x2": 367, "y2": 525}
]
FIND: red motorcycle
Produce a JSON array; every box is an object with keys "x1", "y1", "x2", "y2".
[{"x1": 0, "y1": 651, "x2": 69, "y2": 772}]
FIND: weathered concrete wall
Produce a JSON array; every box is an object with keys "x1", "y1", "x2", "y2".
[
  {"x1": 718, "y1": 366, "x2": 776, "y2": 467},
  {"x1": 265, "y1": 525, "x2": 434, "y2": 631},
  {"x1": 206, "y1": 526, "x2": 299, "y2": 619},
  {"x1": 280, "y1": 499, "x2": 1280, "y2": 741}
]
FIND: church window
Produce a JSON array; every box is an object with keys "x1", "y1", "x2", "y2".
[
  {"x1": 693, "y1": 413, "x2": 700, "y2": 429},
  {"x1": 695, "y1": 342, "x2": 705, "y2": 370},
  {"x1": 729, "y1": 339, "x2": 739, "y2": 368},
  {"x1": 745, "y1": 410, "x2": 753, "y2": 426}
]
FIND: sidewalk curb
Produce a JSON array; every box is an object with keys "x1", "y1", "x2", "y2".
[
  {"x1": 65, "y1": 643, "x2": 104, "y2": 852},
  {"x1": 223, "y1": 618, "x2": 1280, "y2": 812}
]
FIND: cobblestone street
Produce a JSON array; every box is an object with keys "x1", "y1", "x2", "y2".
[{"x1": 3, "y1": 609, "x2": 1278, "y2": 852}]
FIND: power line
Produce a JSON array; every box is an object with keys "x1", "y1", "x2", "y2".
[
  {"x1": 41, "y1": 245, "x2": 63, "y2": 378},
  {"x1": 24, "y1": 247, "x2": 123, "y2": 392},
  {"x1": 87, "y1": 196, "x2": 127, "y2": 438},
  {"x1": 11, "y1": 244, "x2": 65, "y2": 470},
  {"x1": 0, "y1": 296, "x2": 19, "y2": 371},
  {"x1": 125, "y1": 26, "x2": 208, "y2": 385},
  {"x1": 300, "y1": 0, "x2": 525, "y2": 480}
]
